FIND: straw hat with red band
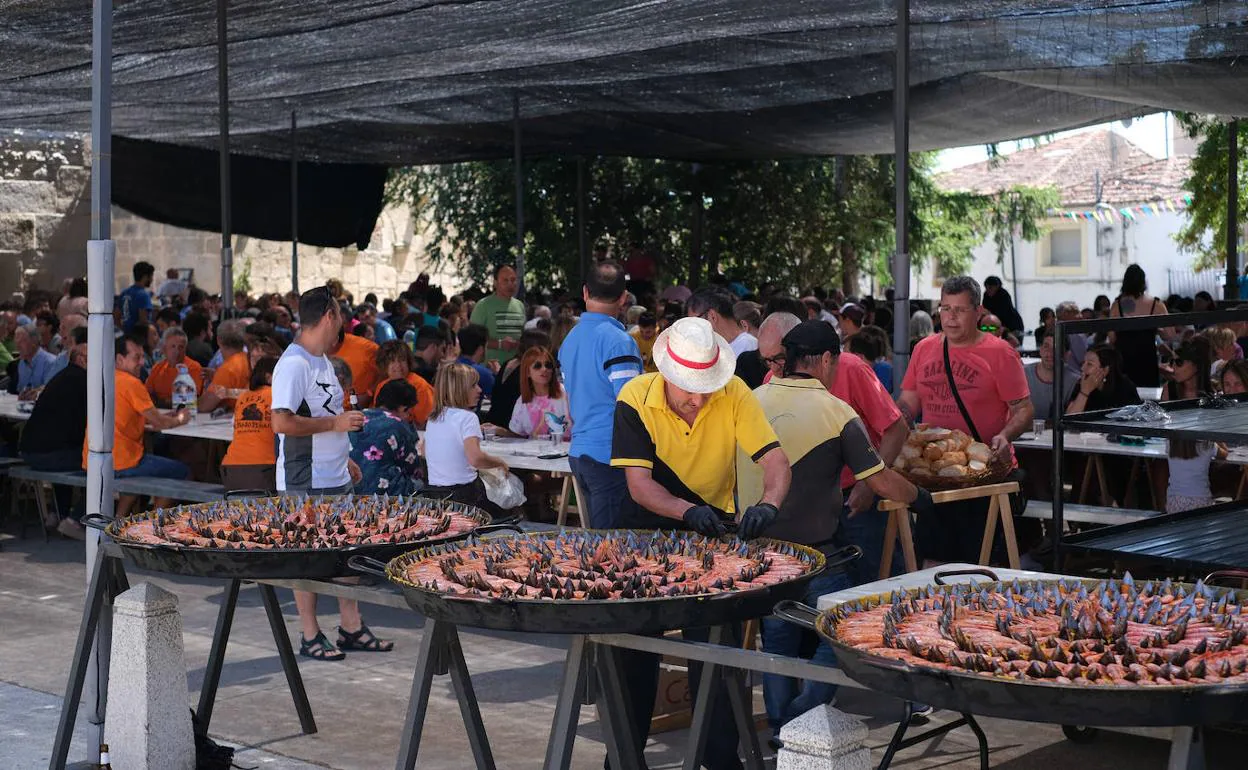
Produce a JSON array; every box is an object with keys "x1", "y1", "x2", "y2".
[{"x1": 652, "y1": 317, "x2": 737, "y2": 394}]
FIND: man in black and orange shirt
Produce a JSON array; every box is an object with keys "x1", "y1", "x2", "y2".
[{"x1": 610, "y1": 316, "x2": 790, "y2": 770}]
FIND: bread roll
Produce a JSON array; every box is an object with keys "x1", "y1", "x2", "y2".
[
  {"x1": 967, "y1": 443, "x2": 992, "y2": 463},
  {"x1": 909, "y1": 457, "x2": 932, "y2": 471},
  {"x1": 901, "y1": 444, "x2": 922, "y2": 459},
  {"x1": 922, "y1": 444, "x2": 944, "y2": 462},
  {"x1": 910, "y1": 465, "x2": 934, "y2": 477},
  {"x1": 950, "y1": 432, "x2": 972, "y2": 451},
  {"x1": 915, "y1": 427, "x2": 952, "y2": 442},
  {"x1": 935, "y1": 451, "x2": 967, "y2": 468},
  {"x1": 968, "y1": 459, "x2": 987, "y2": 472},
  {"x1": 939, "y1": 464, "x2": 969, "y2": 477},
  {"x1": 893, "y1": 456, "x2": 908, "y2": 470}
]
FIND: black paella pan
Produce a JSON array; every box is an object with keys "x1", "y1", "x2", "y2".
[
  {"x1": 774, "y1": 568, "x2": 1248, "y2": 727},
  {"x1": 350, "y1": 530, "x2": 857, "y2": 635},
  {"x1": 83, "y1": 495, "x2": 515, "y2": 580}
]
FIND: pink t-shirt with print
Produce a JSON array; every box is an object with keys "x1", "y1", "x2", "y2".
[{"x1": 902, "y1": 332, "x2": 1028, "y2": 458}]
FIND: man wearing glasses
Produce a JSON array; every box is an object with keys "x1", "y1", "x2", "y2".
[
  {"x1": 756, "y1": 312, "x2": 910, "y2": 585},
  {"x1": 898, "y1": 275, "x2": 1033, "y2": 565}
]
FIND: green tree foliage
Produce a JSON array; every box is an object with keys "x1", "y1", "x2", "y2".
[
  {"x1": 388, "y1": 154, "x2": 1053, "y2": 294},
  {"x1": 1173, "y1": 114, "x2": 1248, "y2": 272}
]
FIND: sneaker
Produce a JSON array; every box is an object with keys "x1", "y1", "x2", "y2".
[
  {"x1": 909, "y1": 703, "x2": 935, "y2": 724},
  {"x1": 56, "y1": 518, "x2": 86, "y2": 541}
]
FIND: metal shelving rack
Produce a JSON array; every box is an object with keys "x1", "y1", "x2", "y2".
[{"x1": 1051, "y1": 307, "x2": 1248, "y2": 570}]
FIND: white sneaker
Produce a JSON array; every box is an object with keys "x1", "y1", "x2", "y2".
[{"x1": 56, "y1": 518, "x2": 86, "y2": 541}]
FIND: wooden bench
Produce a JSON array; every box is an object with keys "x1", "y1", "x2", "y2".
[
  {"x1": 1020, "y1": 500, "x2": 1157, "y2": 527},
  {"x1": 113, "y1": 477, "x2": 225, "y2": 502},
  {"x1": 878, "y1": 481, "x2": 1022, "y2": 578}
]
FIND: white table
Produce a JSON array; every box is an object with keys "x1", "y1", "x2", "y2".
[
  {"x1": 0, "y1": 393, "x2": 32, "y2": 422},
  {"x1": 160, "y1": 412, "x2": 235, "y2": 442},
  {"x1": 1015, "y1": 429, "x2": 1248, "y2": 463}
]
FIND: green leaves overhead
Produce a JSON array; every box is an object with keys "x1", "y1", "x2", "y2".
[
  {"x1": 387, "y1": 155, "x2": 1054, "y2": 294},
  {"x1": 1173, "y1": 114, "x2": 1248, "y2": 273}
]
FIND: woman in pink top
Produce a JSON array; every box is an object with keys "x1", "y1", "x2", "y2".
[{"x1": 507, "y1": 346, "x2": 570, "y2": 521}]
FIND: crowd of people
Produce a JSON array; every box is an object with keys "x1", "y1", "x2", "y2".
[{"x1": 2, "y1": 255, "x2": 1245, "y2": 767}]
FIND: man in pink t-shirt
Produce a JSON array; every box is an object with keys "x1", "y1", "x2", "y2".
[
  {"x1": 758, "y1": 312, "x2": 909, "y2": 583},
  {"x1": 899, "y1": 276, "x2": 1034, "y2": 564}
]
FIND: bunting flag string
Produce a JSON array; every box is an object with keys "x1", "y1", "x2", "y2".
[{"x1": 1049, "y1": 195, "x2": 1192, "y2": 223}]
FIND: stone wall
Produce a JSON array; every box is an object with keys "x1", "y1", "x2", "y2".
[{"x1": 1, "y1": 130, "x2": 463, "y2": 301}]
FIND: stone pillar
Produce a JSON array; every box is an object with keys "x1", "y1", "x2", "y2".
[
  {"x1": 104, "y1": 583, "x2": 196, "y2": 770},
  {"x1": 776, "y1": 705, "x2": 870, "y2": 770}
]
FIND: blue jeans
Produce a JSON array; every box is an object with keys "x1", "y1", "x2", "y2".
[
  {"x1": 115, "y1": 454, "x2": 190, "y2": 480},
  {"x1": 568, "y1": 454, "x2": 634, "y2": 529},
  {"x1": 761, "y1": 569, "x2": 852, "y2": 731},
  {"x1": 838, "y1": 496, "x2": 902, "y2": 586}
]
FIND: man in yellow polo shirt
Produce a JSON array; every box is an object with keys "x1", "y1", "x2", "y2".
[{"x1": 610, "y1": 316, "x2": 791, "y2": 770}]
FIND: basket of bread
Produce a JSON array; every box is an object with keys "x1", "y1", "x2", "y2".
[{"x1": 891, "y1": 424, "x2": 1011, "y2": 490}]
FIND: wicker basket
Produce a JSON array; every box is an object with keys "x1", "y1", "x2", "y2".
[{"x1": 899, "y1": 455, "x2": 1012, "y2": 492}]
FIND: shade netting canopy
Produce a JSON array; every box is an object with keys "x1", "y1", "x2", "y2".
[{"x1": 4, "y1": 0, "x2": 1247, "y2": 166}]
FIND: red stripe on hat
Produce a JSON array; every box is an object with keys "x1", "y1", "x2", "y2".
[{"x1": 666, "y1": 341, "x2": 719, "y2": 370}]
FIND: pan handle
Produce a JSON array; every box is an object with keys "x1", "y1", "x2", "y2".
[
  {"x1": 81, "y1": 513, "x2": 114, "y2": 531},
  {"x1": 822, "y1": 545, "x2": 862, "y2": 572},
  {"x1": 771, "y1": 600, "x2": 821, "y2": 630},
  {"x1": 474, "y1": 523, "x2": 526, "y2": 537},
  {"x1": 488, "y1": 511, "x2": 523, "y2": 526},
  {"x1": 933, "y1": 567, "x2": 1000, "y2": 586},
  {"x1": 1203, "y1": 570, "x2": 1248, "y2": 587},
  {"x1": 346, "y1": 555, "x2": 390, "y2": 578}
]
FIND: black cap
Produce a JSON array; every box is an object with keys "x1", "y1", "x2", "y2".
[{"x1": 782, "y1": 320, "x2": 841, "y2": 357}]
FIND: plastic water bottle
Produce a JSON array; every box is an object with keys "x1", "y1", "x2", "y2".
[{"x1": 172, "y1": 364, "x2": 198, "y2": 417}]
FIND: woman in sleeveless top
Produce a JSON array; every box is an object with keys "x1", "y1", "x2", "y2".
[{"x1": 1109, "y1": 264, "x2": 1171, "y2": 389}]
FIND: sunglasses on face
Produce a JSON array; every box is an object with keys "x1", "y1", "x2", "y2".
[
  {"x1": 531, "y1": 361, "x2": 555, "y2": 370},
  {"x1": 763, "y1": 354, "x2": 786, "y2": 368},
  {"x1": 978, "y1": 324, "x2": 1000, "y2": 333}
]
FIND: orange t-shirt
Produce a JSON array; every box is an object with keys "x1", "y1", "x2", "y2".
[
  {"x1": 146, "y1": 357, "x2": 203, "y2": 405},
  {"x1": 210, "y1": 351, "x2": 251, "y2": 409},
  {"x1": 335, "y1": 334, "x2": 379, "y2": 406},
  {"x1": 83, "y1": 370, "x2": 152, "y2": 471},
  {"x1": 222, "y1": 386, "x2": 276, "y2": 466},
  {"x1": 374, "y1": 372, "x2": 435, "y2": 426}
]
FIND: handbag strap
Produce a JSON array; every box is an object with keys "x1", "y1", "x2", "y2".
[{"x1": 942, "y1": 336, "x2": 983, "y2": 443}]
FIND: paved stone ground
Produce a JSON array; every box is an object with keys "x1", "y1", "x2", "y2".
[{"x1": 1, "y1": 532, "x2": 1242, "y2": 769}]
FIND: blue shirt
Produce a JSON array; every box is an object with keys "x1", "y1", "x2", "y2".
[
  {"x1": 118, "y1": 284, "x2": 152, "y2": 331},
  {"x1": 558, "y1": 312, "x2": 642, "y2": 464},
  {"x1": 871, "y1": 360, "x2": 894, "y2": 390},
  {"x1": 374, "y1": 318, "x2": 397, "y2": 343},
  {"x1": 349, "y1": 408, "x2": 425, "y2": 496},
  {"x1": 18, "y1": 348, "x2": 59, "y2": 390},
  {"x1": 457, "y1": 355, "x2": 496, "y2": 397}
]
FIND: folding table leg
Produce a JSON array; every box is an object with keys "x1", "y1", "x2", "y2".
[
  {"x1": 49, "y1": 547, "x2": 111, "y2": 770},
  {"x1": 724, "y1": 667, "x2": 764, "y2": 770},
  {"x1": 1167, "y1": 726, "x2": 1205, "y2": 770},
  {"x1": 996, "y1": 493, "x2": 1021, "y2": 568},
  {"x1": 594, "y1": 644, "x2": 644, "y2": 770},
  {"x1": 258, "y1": 583, "x2": 317, "y2": 735},
  {"x1": 977, "y1": 495, "x2": 1000, "y2": 566},
  {"x1": 195, "y1": 579, "x2": 241, "y2": 731},
  {"x1": 396, "y1": 619, "x2": 447, "y2": 770},
  {"x1": 444, "y1": 624, "x2": 496, "y2": 770},
  {"x1": 555, "y1": 475, "x2": 572, "y2": 527},
  {"x1": 544, "y1": 635, "x2": 589, "y2": 770}
]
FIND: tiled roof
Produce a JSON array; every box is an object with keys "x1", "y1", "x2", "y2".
[{"x1": 936, "y1": 129, "x2": 1191, "y2": 206}]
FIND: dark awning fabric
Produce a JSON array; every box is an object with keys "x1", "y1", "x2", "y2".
[
  {"x1": 112, "y1": 137, "x2": 387, "y2": 250},
  {"x1": 2, "y1": 1, "x2": 1247, "y2": 240}
]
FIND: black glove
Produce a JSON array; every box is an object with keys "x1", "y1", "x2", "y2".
[
  {"x1": 910, "y1": 487, "x2": 935, "y2": 517},
  {"x1": 738, "y1": 503, "x2": 780, "y2": 539},
  {"x1": 683, "y1": 505, "x2": 728, "y2": 538}
]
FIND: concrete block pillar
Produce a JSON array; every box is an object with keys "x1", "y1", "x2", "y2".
[
  {"x1": 776, "y1": 705, "x2": 870, "y2": 770},
  {"x1": 104, "y1": 583, "x2": 196, "y2": 770}
]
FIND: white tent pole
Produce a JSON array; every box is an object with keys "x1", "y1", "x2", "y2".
[
  {"x1": 218, "y1": 0, "x2": 234, "y2": 308},
  {"x1": 85, "y1": 0, "x2": 116, "y2": 735},
  {"x1": 291, "y1": 109, "x2": 299, "y2": 295},
  {"x1": 891, "y1": 0, "x2": 911, "y2": 393}
]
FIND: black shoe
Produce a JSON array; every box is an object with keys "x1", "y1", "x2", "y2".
[{"x1": 909, "y1": 702, "x2": 935, "y2": 724}]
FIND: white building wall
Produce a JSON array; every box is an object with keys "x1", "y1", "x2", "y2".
[{"x1": 910, "y1": 211, "x2": 1217, "y2": 340}]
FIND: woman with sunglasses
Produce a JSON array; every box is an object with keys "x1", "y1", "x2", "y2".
[
  {"x1": 508, "y1": 346, "x2": 570, "y2": 439},
  {"x1": 1163, "y1": 337, "x2": 1225, "y2": 512}
]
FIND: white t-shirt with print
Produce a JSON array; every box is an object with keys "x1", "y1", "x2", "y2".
[
  {"x1": 425, "y1": 407, "x2": 482, "y2": 487},
  {"x1": 272, "y1": 343, "x2": 352, "y2": 491}
]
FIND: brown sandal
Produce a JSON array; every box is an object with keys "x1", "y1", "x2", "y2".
[{"x1": 337, "y1": 624, "x2": 394, "y2": 652}]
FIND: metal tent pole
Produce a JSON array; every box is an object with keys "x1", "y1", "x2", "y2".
[
  {"x1": 1227, "y1": 119, "x2": 1240, "y2": 301},
  {"x1": 217, "y1": 0, "x2": 234, "y2": 309},
  {"x1": 890, "y1": 0, "x2": 911, "y2": 392},
  {"x1": 513, "y1": 93, "x2": 525, "y2": 300},
  {"x1": 577, "y1": 156, "x2": 589, "y2": 287},
  {"x1": 84, "y1": 0, "x2": 116, "y2": 739},
  {"x1": 291, "y1": 110, "x2": 299, "y2": 295}
]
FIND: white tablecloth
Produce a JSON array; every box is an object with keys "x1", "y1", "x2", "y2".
[
  {"x1": 0, "y1": 393, "x2": 32, "y2": 421},
  {"x1": 1014, "y1": 429, "x2": 1248, "y2": 465}
]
